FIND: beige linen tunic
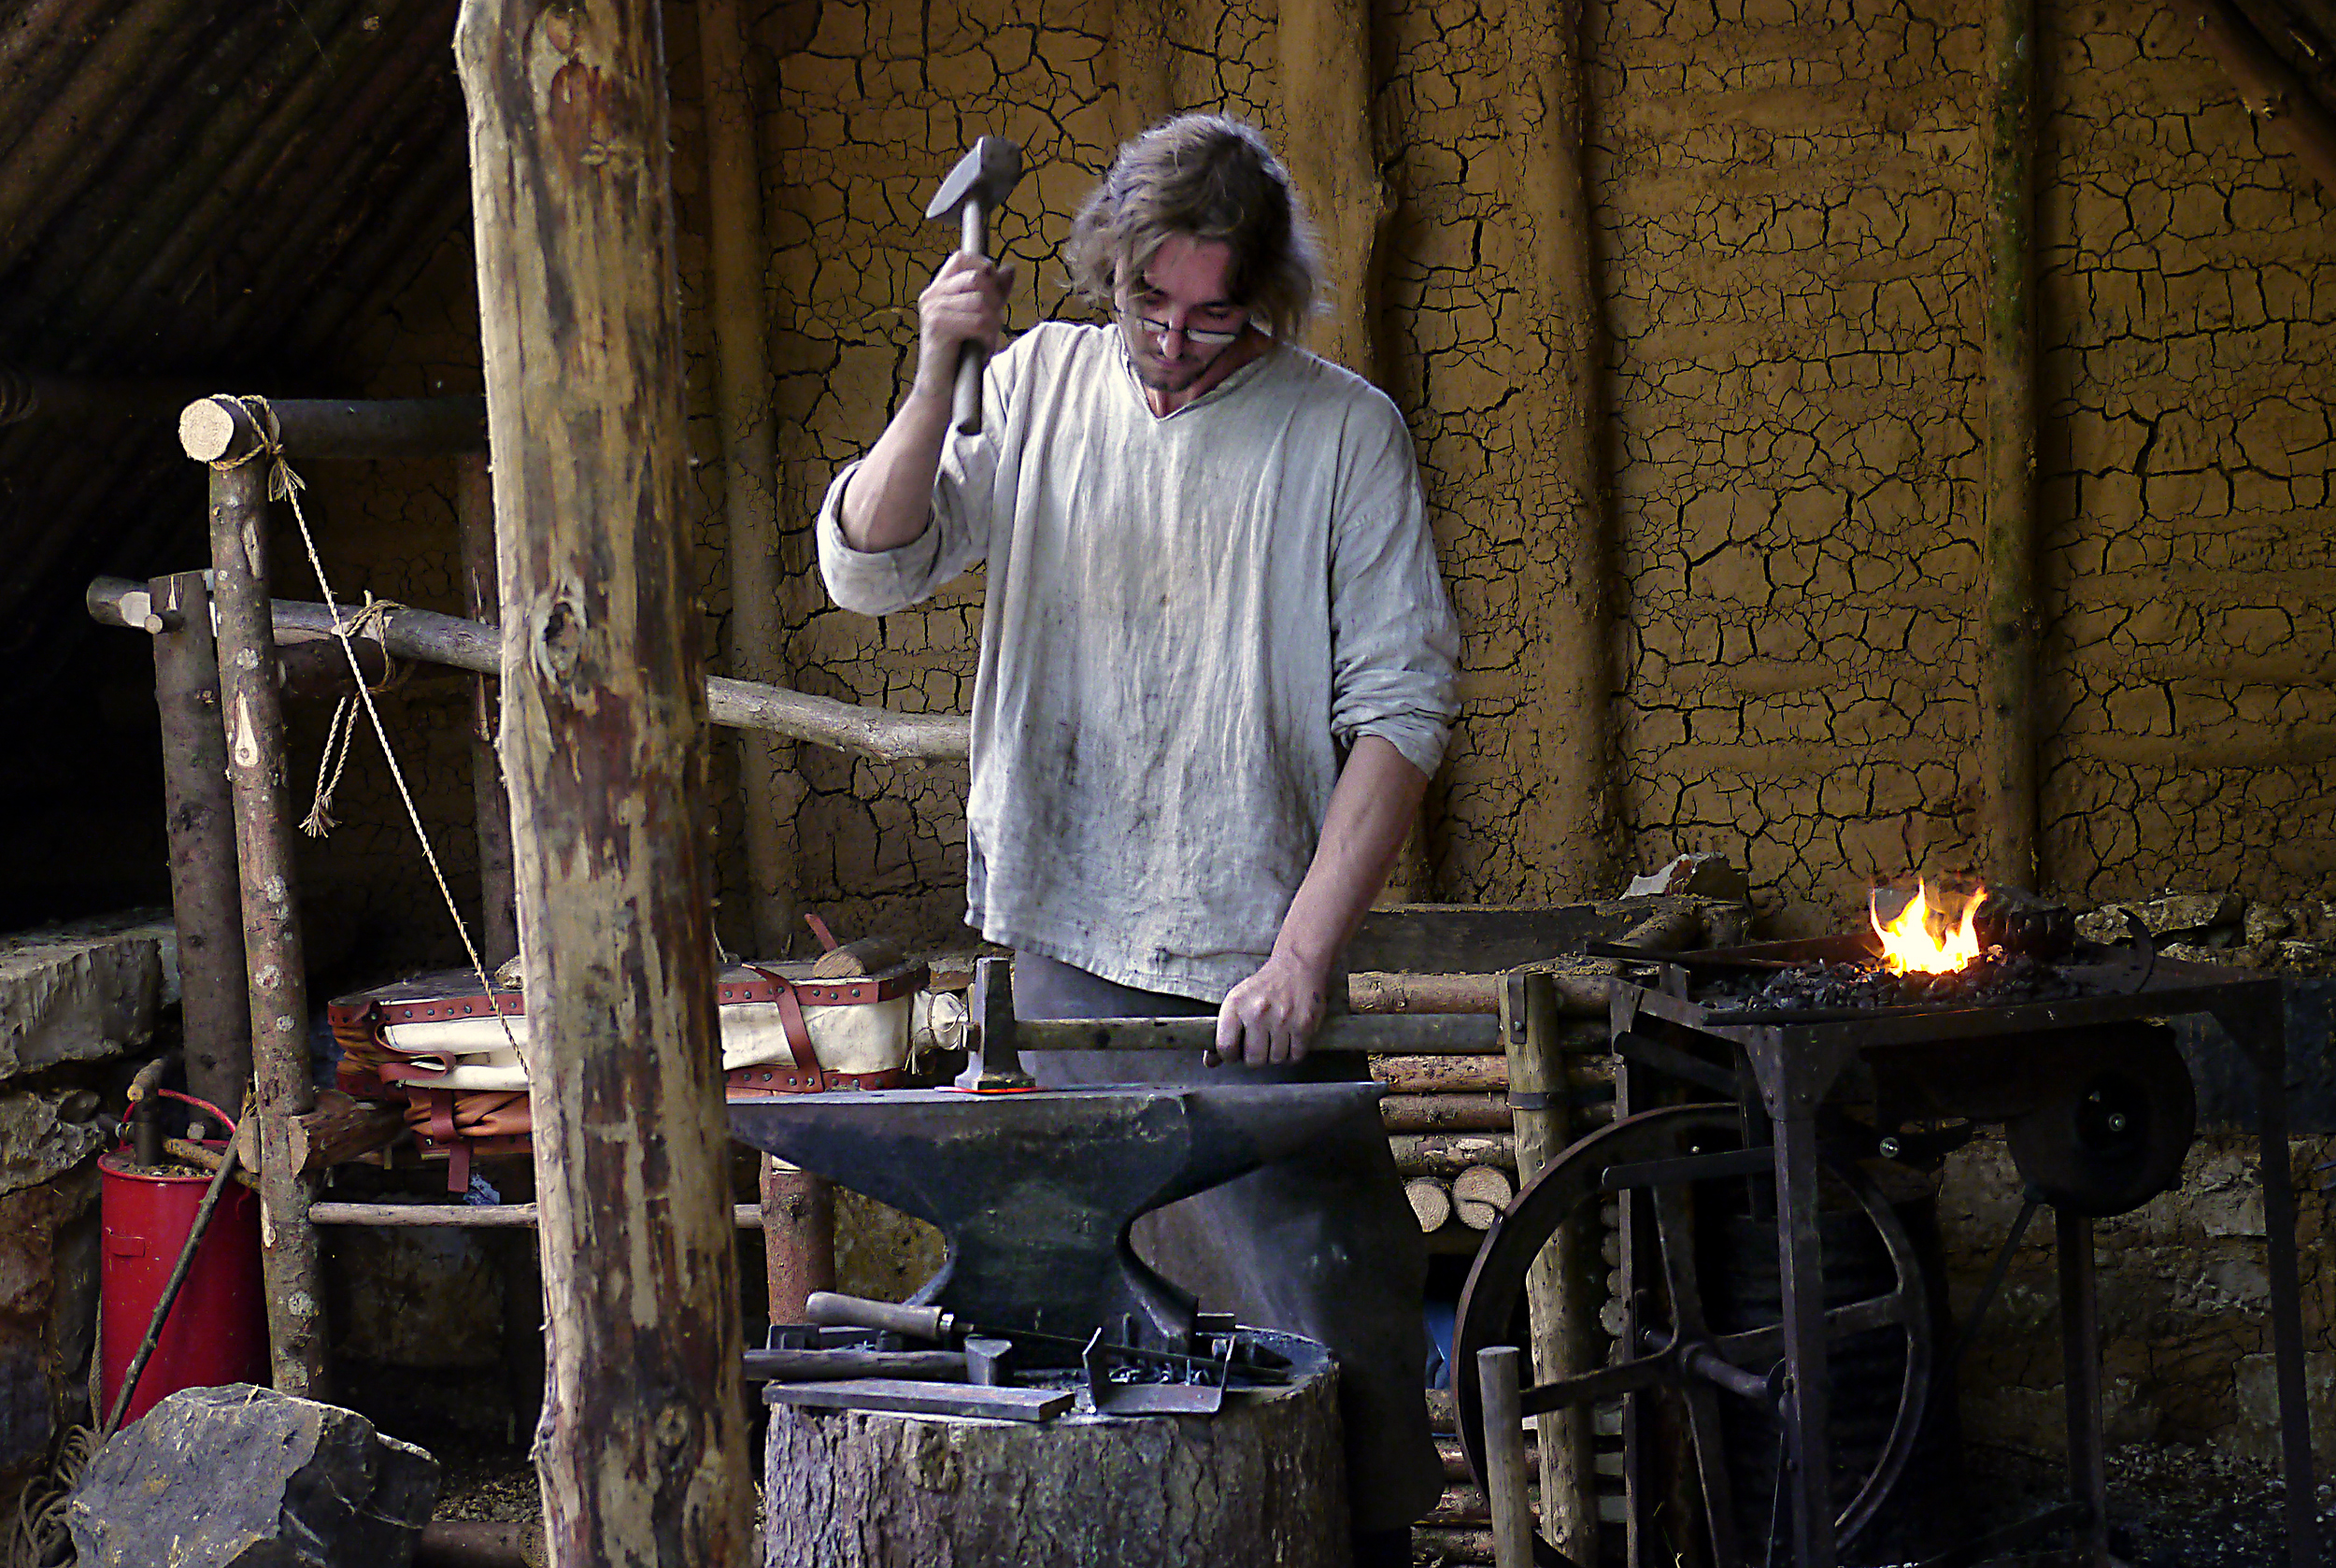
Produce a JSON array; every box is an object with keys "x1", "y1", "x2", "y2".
[{"x1": 817, "y1": 321, "x2": 1459, "y2": 1001}]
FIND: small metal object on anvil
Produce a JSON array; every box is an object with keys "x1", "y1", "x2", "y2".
[{"x1": 729, "y1": 1078, "x2": 1384, "y2": 1357}]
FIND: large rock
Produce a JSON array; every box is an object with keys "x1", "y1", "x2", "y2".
[
  {"x1": 0, "y1": 1087, "x2": 111, "y2": 1199},
  {"x1": 2074, "y1": 891, "x2": 2243, "y2": 946},
  {"x1": 67, "y1": 1384, "x2": 438, "y2": 1568},
  {"x1": 0, "y1": 916, "x2": 174, "y2": 1083}
]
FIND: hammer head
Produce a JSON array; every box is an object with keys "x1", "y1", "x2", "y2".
[{"x1": 925, "y1": 135, "x2": 1024, "y2": 222}]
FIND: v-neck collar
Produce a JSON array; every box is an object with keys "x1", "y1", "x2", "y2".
[{"x1": 1115, "y1": 331, "x2": 1283, "y2": 422}]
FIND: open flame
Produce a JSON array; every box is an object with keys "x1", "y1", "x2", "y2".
[{"x1": 1870, "y1": 882, "x2": 1986, "y2": 974}]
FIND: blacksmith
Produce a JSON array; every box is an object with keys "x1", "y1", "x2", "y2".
[{"x1": 816, "y1": 114, "x2": 1458, "y2": 1561}]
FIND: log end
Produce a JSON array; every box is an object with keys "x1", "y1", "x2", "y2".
[{"x1": 178, "y1": 395, "x2": 256, "y2": 464}]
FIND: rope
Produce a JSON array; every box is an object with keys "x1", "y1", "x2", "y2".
[
  {"x1": 300, "y1": 595, "x2": 397, "y2": 837},
  {"x1": 212, "y1": 397, "x2": 529, "y2": 1074},
  {"x1": 7, "y1": 1424, "x2": 94, "y2": 1568}
]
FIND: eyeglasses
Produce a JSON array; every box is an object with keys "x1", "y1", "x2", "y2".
[{"x1": 1117, "y1": 302, "x2": 1246, "y2": 348}]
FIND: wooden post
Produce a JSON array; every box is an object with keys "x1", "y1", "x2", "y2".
[
  {"x1": 1278, "y1": 0, "x2": 1386, "y2": 382},
  {"x1": 456, "y1": 0, "x2": 755, "y2": 1559},
  {"x1": 2181, "y1": 0, "x2": 2336, "y2": 196},
  {"x1": 1477, "y1": 1346, "x2": 1534, "y2": 1568},
  {"x1": 148, "y1": 570, "x2": 254, "y2": 1119},
  {"x1": 1106, "y1": 0, "x2": 1175, "y2": 138},
  {"x1": 195, "y1": 405, "x2": 328, "y2": 1399},
  {"x1": 1505, "y1": 0, "x2": 1617, "y2": 900},
  {"x1": 698, "y1": 0, "x2": 830, "y2": 1309},
  {"x1": 1502, "y1": 970, "x2": 1593, "y2": 1560},
  {"x1": 758, "y1": 1160, "x2": 835, "y2": 1323},
  {"x1": 1980, "y1": 0, "x2": 2040, "y2": 891},
  {"x1": 456, "y1": 454, "x2": 519, "y2": 968}
]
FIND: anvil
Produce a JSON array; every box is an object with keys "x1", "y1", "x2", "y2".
[{"x1": 728, "y1": 1081, "x2": 1382, "y2": 1358}]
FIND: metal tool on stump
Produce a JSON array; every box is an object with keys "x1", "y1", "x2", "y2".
[
  {"x1": 728, "y1": 1079, "x2": 1381, "y2": 1358},
  {"x1": 925, "y1": 135, "x2": 1024, "y2": 435}
]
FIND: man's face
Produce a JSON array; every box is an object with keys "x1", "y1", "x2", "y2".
[{"x1": 1116, "y1": 235, "x2": 1251, "y2": 396}]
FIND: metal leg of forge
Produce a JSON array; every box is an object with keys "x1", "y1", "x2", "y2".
[
  {"x1": 2057, "y1": 1207, "x2": 2109, "y2": 1568},
  {"x1": 2217, "y1": 989, "x2": 2320, "y2": 1568}
]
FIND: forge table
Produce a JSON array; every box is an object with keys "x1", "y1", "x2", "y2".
[{"x1": 1603, "y1": 937, "x2": 2314, "y2": 1568}]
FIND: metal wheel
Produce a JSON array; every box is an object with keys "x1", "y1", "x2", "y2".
[{"x1": 1453, "y1": 1105, "x2": 1934, "y2": 1568}]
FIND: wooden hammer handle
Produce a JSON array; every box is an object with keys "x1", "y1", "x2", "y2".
[
  {"x1": 952, "y1": 195, "x2": 990, "y2": 435},
  {"x1": 805, "y1": 1290, "x2": 952, "y2": 1342}
]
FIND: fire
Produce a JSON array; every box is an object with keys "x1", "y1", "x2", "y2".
[{"x1": 1870, "y1": 883, "x2": 1986, "y2": 974}]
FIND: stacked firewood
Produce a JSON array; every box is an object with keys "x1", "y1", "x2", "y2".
[{"x1": 1377, "y1": 1049, "x2": 1614, "y2": 1248}]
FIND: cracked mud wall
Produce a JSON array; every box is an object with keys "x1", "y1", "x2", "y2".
[
  {"x1": 267, "y1": 0, "x2": 2336, "y2": 960},
  {"x1": 2039, "y1": 0, "x2": 2336, "y2": 910}
]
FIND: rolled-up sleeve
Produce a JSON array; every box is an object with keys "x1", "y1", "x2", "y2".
[
  {"x1": 814, "y1": 342, "x2": 1024, "y2": 615},
  {"x1": 1326, "y1": 404, "x2": 1460, "y2": 777}
]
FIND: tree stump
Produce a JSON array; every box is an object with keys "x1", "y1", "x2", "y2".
[{"x1": 762, "y1": 1340, "x2": 1347, "y2": 1567}]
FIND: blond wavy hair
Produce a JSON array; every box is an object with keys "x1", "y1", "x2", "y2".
[{"x1": 1064, "y1": 116, "x2": 1321, "y2": 339}]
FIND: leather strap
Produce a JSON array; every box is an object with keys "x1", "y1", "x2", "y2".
[{"x1": 748, "y1": 964, "x2": 827, "y2": 1090}]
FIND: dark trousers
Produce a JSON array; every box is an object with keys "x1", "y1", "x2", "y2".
[{"x1": 1013, "y1": 952, "x2": 1443, "y2": 1532}]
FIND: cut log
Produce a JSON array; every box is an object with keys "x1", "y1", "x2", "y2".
[
  {"x1": 762, "y1": 1363, "x2": 1346, "y2": 1567},
  {"x1": 1405, "y1": 1176, "x2": 1453, "y2": 1233},
  {"x1": 1381, "y1": 1093, "x2": 1512, "y2": 1133},
  {"x1": 1349, "y1": 972, "x2": 1501, "y2": 1014},
  {"x1": 232, "y1": 1089, "x2": 404, "y2": 1176},
  {"x1": 456, "y1": 0, "x2": 754, "y2": 1558},
  {"x1": 1390, "y1": 1133, "x2": 1516, "y2": 1177},
  {"x1": 1374, "y1": 1055, "x2": 1506, "y2": 1093},
  {"x1": 1451, "y1": 1164, "x2": 1514, "y2": 1231}
]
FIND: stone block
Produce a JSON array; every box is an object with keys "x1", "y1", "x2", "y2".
[
  {"x1": 0, "y1": 917, "x2": 174, "y2": 1085},
  {"x1": 68, "y1": 1384, "x2": 438, "y2": 1568},
  {"x1": 0, "y1": 1174, "x2": 101, "y2": 1494},
  {"x1": 1621, "y1": 851, "x2": 1751, "y2": 903},
  {"x1": 2233, "y1": 1350, "x2": 2336, "y2": 1466},
  {"x1": 0, "y1": 1088, "x2": 111, "y2": 1200}
]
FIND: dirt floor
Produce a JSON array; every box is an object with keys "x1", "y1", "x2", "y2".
[{"x1": 1965, "y1": 1442, "x2": 2326, "y2": 1567}]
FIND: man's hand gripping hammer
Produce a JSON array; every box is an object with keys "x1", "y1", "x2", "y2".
[{"x1": 925, "y1": 136, "x2": 1024, "y2": 435}]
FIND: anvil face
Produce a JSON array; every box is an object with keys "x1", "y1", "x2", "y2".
[{"x1": 728, "y1": 1084, "x2": 1382, "y2": 1355}]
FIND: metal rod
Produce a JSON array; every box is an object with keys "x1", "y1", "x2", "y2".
[
  {"x1": 308, "y1": 1202, "x2": 770, "y2": 1228},
  {"x1": 206, "y1": 416, "x2": 327, "y2": 1400},
  {"x1": 2246, "y1": 993, "x2": 2323, "y2": 1568},
  {"x1": 2056, "y1": 1206, "x2": 2108, "y2": 1566},
  {"x1": 1773, "y1": 1109, "x2": 1837, "y2": 1568},
  {"x1": 1943, "y1": 1191, "x2": 2041, "y2": 1377}
]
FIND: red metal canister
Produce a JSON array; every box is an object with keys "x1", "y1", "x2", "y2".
[{"x1": 97, "y1": 1147, "x2": 266, "y2": 1427}]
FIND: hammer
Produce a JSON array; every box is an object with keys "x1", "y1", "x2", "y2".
[{"x1": 924, "y1": 136, "x2": 1023, "y2": 435}]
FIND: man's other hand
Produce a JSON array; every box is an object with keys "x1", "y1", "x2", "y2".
[
  {"x1": 1209, "y1": 954, "x2": 1328, "y2": 1066},
  {"x1": 914, "y1": 251, "x2": 1015, "y2": 403}
]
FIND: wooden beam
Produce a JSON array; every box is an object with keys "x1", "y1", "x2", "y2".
[
  {"x1": 146, "y1": 571, "x2": 253, "y2": 1121},
  {"x1": 456, "y1": 454, "x2": 520, "y2": 968},
  {"x1": 1279, "y1": 0, "x2": 1387, "y2": 381},
  {"x1": 178, "y1": 394, "x2": 487, "y2": 463},
  {"x1": 1980, "y1": 0, "x2": 2041, "y2": 890},
  {"x1": 1505, "y1": 0, "x2": 1617, "y2": 899},
  {"x1": 456, "y1": 0, "x2": 755, "y2": 1560},
  {"x1": 86, "y1": 577, "x2": 973, "y2": 763},
  {"x1": 2183, "y1": 0, "x2": 2336, "y2": 195},
  {"x1": 697, "y1": 0, "x2": 801, "y2": 961},
  {"x1": 198, "y1": 406, "x2": 329, "y2": 1400}
]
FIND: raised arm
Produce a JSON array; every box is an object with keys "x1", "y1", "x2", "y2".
[
  {"x1": 836, "y1": 251, "x2": 1014, "y2": 552},
  {"x1": 1212, "y1": 735, "x2": 1430, "y2": 1065}
]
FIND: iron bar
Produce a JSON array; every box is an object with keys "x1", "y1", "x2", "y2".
[{"x1": 2056, "y1": 1206, "x2": 2109, "y2": 1567}]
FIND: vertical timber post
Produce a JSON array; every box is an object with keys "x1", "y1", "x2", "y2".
[
  {"x1": 698, "y1": 0, "x2": 833, "y2": 1321},
  {"x1": 698, "y1": 0, "x2": 798, "y2": 961},
  {"x1": 1981, "y1": 0, "x2": 2040, "y2": 890},
  {"x1": 1503, "y1": 970, "x2": 1593, "y2": 1559},
  {"x1": 191, "y1": 401, "x2": 328, "y2": 1398},
  {"x1": 149, "y1": 569, "x2": 255, "y2": 1119},
  {"x1": 456, "y1": 454, "x2": 519, "y2": 968},
  {"x1": 456, "y1": 0, "x2": 755, "y2": 1561},
  {"x1": 1105, "y1": 0, "x2": 1175, "y2": 139},
  {"x1": 1509, "y1": 0, "x2": 1617, "y2": 900}
]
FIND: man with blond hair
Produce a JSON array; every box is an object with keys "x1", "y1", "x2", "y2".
[{"x1": 817, "y1": 114, "x2": 1455, "y2": 1560}]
